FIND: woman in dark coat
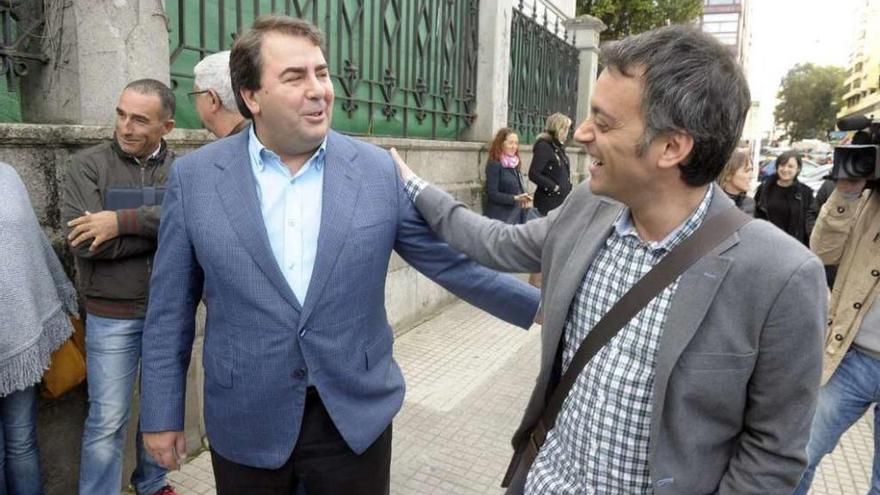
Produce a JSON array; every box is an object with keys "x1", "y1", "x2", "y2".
[
  {"x1": 754, "y1": 150, "x2": 817, "y2": 246},
  {"x1": 484, "y1": 127, "x2": 533, "y2": 223},
  {"x1": 528, "y1": 112, "x2": 572, "y2": 215}
]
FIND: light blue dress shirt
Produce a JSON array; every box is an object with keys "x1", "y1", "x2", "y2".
[{"x1": 248, "y1": 126, "x2": 327, "y2": 305}]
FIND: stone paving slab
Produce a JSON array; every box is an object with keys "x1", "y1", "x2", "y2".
[{"x1": 155, "y1": 300, "x2": 875, "y2": 495}]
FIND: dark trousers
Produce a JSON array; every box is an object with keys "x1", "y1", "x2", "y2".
[{"x1": 210, "y1": 388, "x2": 392, "y2": 495}]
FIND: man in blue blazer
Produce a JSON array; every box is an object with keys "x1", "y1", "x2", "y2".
[{"x1": 139, "y1": 15, "x2": 539, "y2": 494}]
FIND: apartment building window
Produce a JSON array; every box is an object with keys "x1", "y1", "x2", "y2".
[
  {"x1": 705, "y1": 0, "x2": 741, "y2": 5},
  {"x1": 702, "y1": 12, "x2": 740, "y2": 46}
]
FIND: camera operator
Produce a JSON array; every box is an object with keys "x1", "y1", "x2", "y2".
[{"x1": 793, "y1": 174, "x2": 880, "y2": 493}]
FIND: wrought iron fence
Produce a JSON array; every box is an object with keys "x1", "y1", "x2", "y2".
[
  {"x1": 508, "y1": 0, "x2": 579, "y2": 144},
  {"x1": 0, "y1": 0, "x2": 48, "y2": 122},
  {"x1": 168, "y1": 0, "x2": 479, "y2": 139}
]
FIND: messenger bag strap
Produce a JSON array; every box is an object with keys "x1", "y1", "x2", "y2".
[{"x1": 502, "y1": 205, "x2": 751, "y2": 490}]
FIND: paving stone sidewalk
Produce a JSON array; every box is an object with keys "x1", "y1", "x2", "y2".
[{"x1": 161, "y1": 300, "x2": 876, "y2": 495}]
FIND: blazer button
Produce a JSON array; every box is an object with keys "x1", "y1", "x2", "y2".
[
  {"x1": 837, "y1": 206, "x2": 846, "y2": 213},
  {"x1": 835, "y1": 334, "x2": 844, "y2": 341},
  {"x1": 854, "y1": 302, "x2": 863, "y2": 309},
  {"x1": 827, "y1": 318, "x2": 833, "y2": 326},
  {"x1": 872, "y1": 269, "x2": 880, "y2": 277},
  {"x1": 293, "y1": 369, "x2": 306, "y2": 380}
]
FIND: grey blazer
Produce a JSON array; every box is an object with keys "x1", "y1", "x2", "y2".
[{"x1": 415, "y1": 181, "x2": 827, "y2": 494}]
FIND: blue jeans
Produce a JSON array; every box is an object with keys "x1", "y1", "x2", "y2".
[
  {"x1": 0, "y1": 386, "x2": 43, "y2": 495},
  {"x1": 79, "y1": 314, "x2": 167, "y2": 495},
  {"x1": 793, "y1": 348, "x2": 880, "y2": 495}
]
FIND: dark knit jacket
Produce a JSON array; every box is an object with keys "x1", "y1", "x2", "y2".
[{"x1": 62, "y1": 139, "x2": 175, "y2": 318}]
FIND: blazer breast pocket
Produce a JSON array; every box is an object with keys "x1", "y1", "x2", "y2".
[
  {"x1": 677, "y1": 351, "x2": 756, "y2": 372},
  {"x1": 353, "y1": 208, "x2": 394, "y2": 229}
]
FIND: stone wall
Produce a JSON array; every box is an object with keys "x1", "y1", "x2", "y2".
[{"x1": 0, "y1": 123, "x2": 588, "y2": 494}]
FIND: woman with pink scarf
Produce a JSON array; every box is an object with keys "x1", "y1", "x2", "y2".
[{"x1": 484, "y1": 128, "x2": 534, "y2": 224}]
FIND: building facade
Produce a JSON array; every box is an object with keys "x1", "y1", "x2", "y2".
[
  {"x1": 838, "y1": 0, "x2": 880, "y2": 119},
  {"x1": 699, "y1": 0, "x2": 751, "y2": 71}
]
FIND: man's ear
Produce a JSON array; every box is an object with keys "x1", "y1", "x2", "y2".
[
  {"x1": 240, "y1": 88, "x2": 260, "y2": 117},
  {"x1": 161, "y1": 118, "x2": 175, "y2": 135},
  {"x1": 208, "y1": 90, "x2": 222, "y2": 112},
  {"x1": 657, "y1": 131, "x2": 694, "y2": 171}
]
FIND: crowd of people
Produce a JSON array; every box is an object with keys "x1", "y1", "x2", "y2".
[{"x1": 0, "y1": 12, "x2": 878, "y2": 495}]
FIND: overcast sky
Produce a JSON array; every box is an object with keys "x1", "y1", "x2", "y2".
[{"x1": 747, "y1": 0, "x2": 863, "y2": 135}]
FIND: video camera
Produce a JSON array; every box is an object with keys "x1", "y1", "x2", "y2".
[{"x1": 831, "y1": 115, "x2": 880, "y2": 181}]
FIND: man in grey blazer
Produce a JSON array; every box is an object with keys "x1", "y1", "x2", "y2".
[{"x1": 394, "y1": 25, "x2": 827, "y2": 494}]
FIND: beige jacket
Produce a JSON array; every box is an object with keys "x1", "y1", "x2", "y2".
[{"x1": 811, "y1": 188, "x2": 880, "y2": 384}]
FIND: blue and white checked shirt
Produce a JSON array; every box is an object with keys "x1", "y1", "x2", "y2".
[
  {"x1": 526, "y1": 186, "x2": 713, "y2": 494},
  {"x1": 248, "y1": 126, "x2": 327, "y2": 304}
]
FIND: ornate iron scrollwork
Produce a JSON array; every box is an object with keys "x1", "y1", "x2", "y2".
[
  {"x1": 507, "y1": 3, "x2": 579, "y2": 143},
  {"x1": 0, "y1": 0, "x2": 48, "y2": 91},
  {"x1": 381, "y1": 67, "x2": 397, "y2": 119},
  {"x1": 341, "y1": 58, "x2": 360, "y2": 116},
  {"x1": 167, "y1": 0, "x2": 478, "y2": 139}
]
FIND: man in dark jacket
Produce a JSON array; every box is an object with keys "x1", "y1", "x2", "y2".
[{"x1": 62, "y1": 79, "x2": 179, "y2": 495}]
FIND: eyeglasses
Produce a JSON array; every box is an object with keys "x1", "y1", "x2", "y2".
[{"x1": 187, "y1": 89, "x2": 211, "y2": 103}]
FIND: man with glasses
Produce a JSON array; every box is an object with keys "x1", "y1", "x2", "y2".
[{"x1": 190, "y1": 51, "x2": 248, "y2": 139}]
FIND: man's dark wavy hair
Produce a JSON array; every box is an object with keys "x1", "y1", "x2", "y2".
[{"x1": 600, "y1": 25, "x2": 751, "y2": 187}]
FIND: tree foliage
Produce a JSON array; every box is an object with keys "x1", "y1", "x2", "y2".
[
  {"x1": 774, "y1": 63, "x2": 846, "y2": 141},
  {"x1": 576, "y1": 0, "x2": 703, "y2": 40}
]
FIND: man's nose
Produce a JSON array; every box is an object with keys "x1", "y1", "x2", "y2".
[
  {"x1": 573, "y1": 119, "x2": 594, "y2": 143},
  {"x1": 304, "y1": 74, "x2": 325, "y2": 99}
]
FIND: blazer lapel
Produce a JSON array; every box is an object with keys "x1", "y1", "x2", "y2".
[
  {"x1": 544, "y1": 200, "x2": 622, "y2": 359},
  {"x1": 651, "y1": 188, "x2": 742, "y2": 440},
  {"x1": 214, "y1": 131, "x2": 303, "y2": 313},
  {"x1": 297, "y1": 132, "x2": 361, "y2": 329}
]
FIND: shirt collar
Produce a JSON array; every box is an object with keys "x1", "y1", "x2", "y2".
[
  {"x1": 612, "y1": 186, "x2": 714, "y2": 254},
  {"x1": 248, "y1": 125, "x2": 328, "y2": 175}
]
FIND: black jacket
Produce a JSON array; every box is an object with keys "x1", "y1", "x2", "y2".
[
  {"x1": 725, "y1": 191, "x2": 755, "y2": 216},
  {"x1": 754, "y1": 175, "x2": 816, "y2": 246},
  {"x1": 484, "y1": 160, "x2": 526, "y2": 223},
  {"x1": 62, "y1": 139, "x2": 175, "y2": 318},
  {"x1": 528, "y1": 138, "x2": 571, "y2": 215}
]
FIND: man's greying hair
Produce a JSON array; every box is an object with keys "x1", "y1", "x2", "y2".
[
  {"x1": 600, "y1": 25, "x2": 751, "y2": 187},
  {"x1": 124, "y1": 79, "x2": 176, "y2": 119},
  {"x1": 194, "y1": 51, "x2": 237, "y2": 113},
  {"x1": 230, "y1": 15, "x2": 325, "y2": 119}
]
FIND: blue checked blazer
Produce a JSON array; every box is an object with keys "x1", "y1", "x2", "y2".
[{"x1": 139, "y1": 129, "x2": 539, "y2": 468}]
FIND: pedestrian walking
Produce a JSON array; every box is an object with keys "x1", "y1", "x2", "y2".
[{"x1": 528, "y1": 113, "x2": 572, "y2": 216}]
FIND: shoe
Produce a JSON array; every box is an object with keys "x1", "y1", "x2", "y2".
[{"x1": 151, "y1": 486, "x2": 180, "y2": 495}]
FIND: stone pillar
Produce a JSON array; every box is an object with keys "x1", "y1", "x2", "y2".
[
  {"x1": 563, "y1": 15, "x2": 606, "y2": 127},
  {"x1": 461, "y1": 0, "x2": 516, "y2": 143},
  {"x1": 20, "y1": 1, "x2": 171, "y2": 125}
]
